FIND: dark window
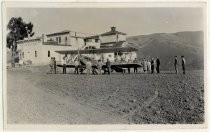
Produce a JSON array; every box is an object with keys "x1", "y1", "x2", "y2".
[
  {"x1": 85, "y1": 39, "x2": 92, "y2": 42},
  {"x1": 95, "y1": 39, "x2": 99, "y2": 43},
  {"x1": 19, "y1": 53, "x2": 22, "y2": 59},
  {"x1": 22, "y1": 52, "x2": 24, "y2": 58},
  {"x1": 85, "y1": 46, "x2": 96, "y2": 49},
  {"x1": 56, "y1": 37, "x2": 58, "y2": 42},
  {"x1": 65, "y1": 54, "x2": 67, "y2": 57},
  {"x1": 48, "y1": 51, "x2": 50, "y2": 57},
  {"x1": 59, "y1": 37, "x2": 61, "y2": 43},
  {"x1": 65, "y1": 37, "x2": 67, "y2": 45},
  {"x1": 35, "y1": 51, "x2": 37, "y2": 57}
]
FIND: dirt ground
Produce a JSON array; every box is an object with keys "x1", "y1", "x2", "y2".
[{"x1": 6, "y1": 66, "x2": 204, "y2": 124}]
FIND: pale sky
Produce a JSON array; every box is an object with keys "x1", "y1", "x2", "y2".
[{"x1": 6, "y1": 8, "x2": 204, "y2": 37}]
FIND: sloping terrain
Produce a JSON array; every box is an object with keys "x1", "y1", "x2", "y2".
[
  {"x1": 7, "y1": 67, "x2": 204, "y2": 124},
  {"x1": 127, "y1": 31, "x2": 204, "y2": 70}
]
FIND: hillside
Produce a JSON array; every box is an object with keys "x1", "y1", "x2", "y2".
[{"x1": 127, "y1": 31, "x2": 204, "y2": 70}]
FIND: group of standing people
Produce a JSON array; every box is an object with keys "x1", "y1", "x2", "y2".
[
  {"x1": 142, "y1": 57, "x2": 160, "y2": 74},
  {"x1": 72, "y1": 58, "x2": 110, "y2": 75},
  {"x1": 142, "y1": 56, "x2": 186, "y2": 74},
  {"x1": 51, "y1": 55, "x2": 186, "y2": 75},
  {"x1": 174, "y1": 55, "x2": 186, "y2": 74},
  {"x1": 59, "y1": 56, "x2": 109, "y2": 75}
]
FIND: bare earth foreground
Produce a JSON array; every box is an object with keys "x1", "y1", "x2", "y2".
[{"x1": 7, "y1": 66, "x2": 204, "y2": 124}]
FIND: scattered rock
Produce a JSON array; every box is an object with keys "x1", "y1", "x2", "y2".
[
  {"x1": 185, "y1": 98, "x2": 190, "y2": 102},
  {"x1": 156, "y1": 111, "x2": 161, "y2": 114},
  {"x1": 129, "y1": 99, "x2": 137, "y2": 103}
]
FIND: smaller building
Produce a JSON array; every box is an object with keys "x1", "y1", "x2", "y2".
[
  {"x1": 100, "y1": 26, "x2": 127, "y2": 48},
  {"x1": 99, "y1": 27, "x2": 136, "y2": 62}
]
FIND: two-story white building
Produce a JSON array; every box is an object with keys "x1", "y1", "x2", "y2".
[{"x1": 17, "y1": 27, "x2": 137, "y2": 65}]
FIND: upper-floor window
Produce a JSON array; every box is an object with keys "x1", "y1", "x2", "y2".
[
  {"x1": 95, "y1": 39, "x2": 99, "y2": 43},
  {"x1": 59, "y1": 37, "x2": 61, "y2": 43},
  {"x1": 85, "y1": 46, "x2": 96, "y2": 50},
  {"x1": 22, "y1": 52, "x2": 24, "y2": 58},
  {"x1": 65, "y1": 37, "x2": 67, "y2": 44},
  {"x1": 85, "y1": 38, "x2": 92, "y2": 42},
  {"x1": 56, "y1": 37, "x2": 61, "y2": 43},
  {"x1": 48, "y1": 51, "x2": 50, "y2": 57},
  {"x1": 35, "y1": 51, "x2": 37, "y2": 57}
]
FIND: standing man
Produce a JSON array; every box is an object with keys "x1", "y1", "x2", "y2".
[
  {"x1": 74, "y1": 58, "x2": 80, "y2": 74},
  {"x1": 181, "y1": 56, "x2": 186, "y2": 74},
  {"x1": 128, "y1": 67, "x2": 131, "y2": 74},
  {"x1": 143, "y1": 58, "x2": 147, "y2": 73},
  {"x1": 53, "y1": 57, "x2": 57, "y2": 74},
  {"x1": 49, "y1": 57, "x2": 54, "y2": 74},
  {"x1": 133, "y1": 58, "x2": 138, "y2": 73},
  {"x1": 146, "y1": 60, "x2": 151, "y2": 73},
  {"x1": 86, "y1": 59, "x2": 92, "y2": 75},
  {"x1": 174, "y1": 56, "x2": 178, "y2": 74},
  {"x1": 62, "y1": 56, "x2": 67, "y2": 74},
  {"x1": 151, "y1": 58, "x2": 155, "y2": 74},
  {"x1": 106, "y1": 58, "x2": 111, "y2": 75},
  {"x1": 156, "y1": 57, "x2": 160, "y2": 73}
]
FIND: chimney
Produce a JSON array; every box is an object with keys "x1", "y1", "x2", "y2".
[{"x1": 111, "y1": 26, "x2": 116, "y2": 31}]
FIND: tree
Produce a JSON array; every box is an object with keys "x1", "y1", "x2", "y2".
[{"x1": 7, "y1": 17, "x2": 34, "y2": 67}]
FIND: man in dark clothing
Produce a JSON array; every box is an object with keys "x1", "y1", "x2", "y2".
[
  {"x1": 128, "y1": 68, "x2": 130, "y2": 74},
  {"x1": 53, "y1": 57, "x2": 57, "y2": 74},
  {"x1": 74, "y1": 58, "x2": 80, "y2": 74},
  {"x1": 174, "y1": 56, "x2": 178, "y2": 74},
  {"x1": 106, "y1": 58, "x2": 111, "y2": 75},
  {"x1": 181, "y1": 56, "x2": 186, "y2": 74},
  {"x1": 133, "y1": 58, "x2": 138, "y2": 73},
  {"x1": 49, "y1": 57, "x2": 54, "y2": 74},
  {"x1": 151, "y1": 58, "x2": 155, "y2": 73},
  {"x1": 62, "y1": 56, "x2": 67, "y2": 74},
  {"x1": 156, "y1": 57, "x2": 160, "y2": 73}
]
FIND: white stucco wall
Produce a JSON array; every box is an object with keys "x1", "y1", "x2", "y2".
[
  {"x1": 47, "y1": 34, "x2": 71, "y2": 45},
  {"x1": 17, "y1": 40, "x2": 43, "y2": 65},
  {"x1": 100, "y1": 35, "x2": 117, "y2": 43},
  {"x1": 102, "y1": 53, "x2": 115, "y2": 62},
  {"x1": 17, "y1": 41, "x2": 80, "y2": 65},
  {"x1": 40, "y1": 45, "x2": 78, "y2": 65},
  {"x1": 70, "y1": 37, "x2": 85, "y2": 50},
  {"x1": 118, "y1": 34, "x2": 126, "y2": 42},
  {"x1": 85, "y1": 41, "x2": 100, "y2": 48},
  {"x1": 100, "y1": 34, "x2": 126, "y2": 44}
]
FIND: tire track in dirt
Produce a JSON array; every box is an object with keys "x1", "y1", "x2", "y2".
[{"x1": 123, "y1": 90, "x2": 159, "y2": 123}]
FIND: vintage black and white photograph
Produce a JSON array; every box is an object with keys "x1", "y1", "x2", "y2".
[{"x1": 3, "y1": 2, "x2": 206, "y2": 128}]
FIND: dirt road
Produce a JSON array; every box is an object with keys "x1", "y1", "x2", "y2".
[{"x1": 7, "y1": 71, "x2": 127, "y2": 124}]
